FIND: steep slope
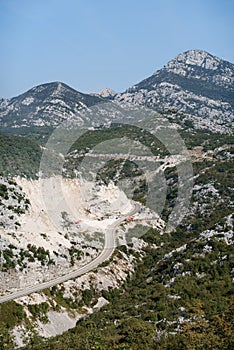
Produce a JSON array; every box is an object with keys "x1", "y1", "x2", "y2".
[
  {"x1": 0, "y1": 82, "x2": 104, "y2": 128},
  {"x1": 115, "y1": 50, "x2": 234, "y2": 133}
]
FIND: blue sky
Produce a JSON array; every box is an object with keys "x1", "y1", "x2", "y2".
[{"x1": 1, "y1": 0, "x2": 233, "y2": 98}]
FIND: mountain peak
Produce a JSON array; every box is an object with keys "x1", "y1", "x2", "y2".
[
  {"x1": 116, "y1": 50, "x2": 234, "y2": 134},
  {"x1": 0, "y1": 81, "x2": 104, "y2": 128},
  {"x1": 164, "y1": 49, "x2": 221, "y2": 71},
  {"x1": 30, "y1": 81, "x2": 79, "y2": 95},
  {"x1": 96, "y1": 88, "x2": 117, "y2": 98}
]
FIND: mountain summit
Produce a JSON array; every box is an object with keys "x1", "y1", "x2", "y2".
[
  {"x1": 165, "y1": 49, "x2": 224, "y2": 71},
  {"x1": 0, "y1": 82, "x2": 104, "y2": 128},
  {"x1": 116, "y1": 49, "x2": 234, "y2": 133},
  {"x1": 96, "y1": 88, "x2": 117, "y2": 98},
  {"x1": 163, "y1": 49, "x2": 234, "y2": 89}
]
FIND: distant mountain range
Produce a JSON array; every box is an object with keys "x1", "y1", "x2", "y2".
[{"x1": 0, "y1": 49, "x2": 233, "y2": 133}]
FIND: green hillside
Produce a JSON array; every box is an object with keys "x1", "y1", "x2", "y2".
[{"x1": 0, "y1": 133, "x2": 42, "y2": 178}]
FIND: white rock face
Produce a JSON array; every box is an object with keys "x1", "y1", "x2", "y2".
[
  {"x1": 162, "y1": 49, "x2": 234, "y2": 88},
  {"x1": 97, "y1": 88, "x2": 117, "y2": 98},
  {"x1": 0, "y1": 177, "x2": 30, "y2": 230},
  {"x1": 164, "y1": 49, "x2": 221, "y2": 71},
  {"x1": 22, "y1": 97, "x2": 34, "y2": 105},
  {"x1": 0, "y1": 177, "x2": 134, "y2": 292}
]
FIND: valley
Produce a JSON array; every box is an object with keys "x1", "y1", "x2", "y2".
[{"x1": 0, "y1": 49, "x2": 233, "y2": 349}]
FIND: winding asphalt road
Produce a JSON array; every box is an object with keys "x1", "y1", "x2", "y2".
[{"x1": 0, "y1": 203, "x2": 140, "y2": 304}]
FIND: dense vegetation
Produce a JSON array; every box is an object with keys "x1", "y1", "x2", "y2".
[{"x1": 0, "y1": 134, "x2": 42, "y2": 178}]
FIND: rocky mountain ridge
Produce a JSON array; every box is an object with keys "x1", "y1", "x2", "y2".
[
  {"x1": 0, "y1": 50, "x2": 233, "y2": 134},
  {"x1": 162, "y1": 49, "x2": 233, "y2": 89},
  {"x1": 115, "y1": 50, "x2": 234, "y2": 133},
  {"x1": 0, "y1": 82, "x2": 104, "y2": 128}
]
